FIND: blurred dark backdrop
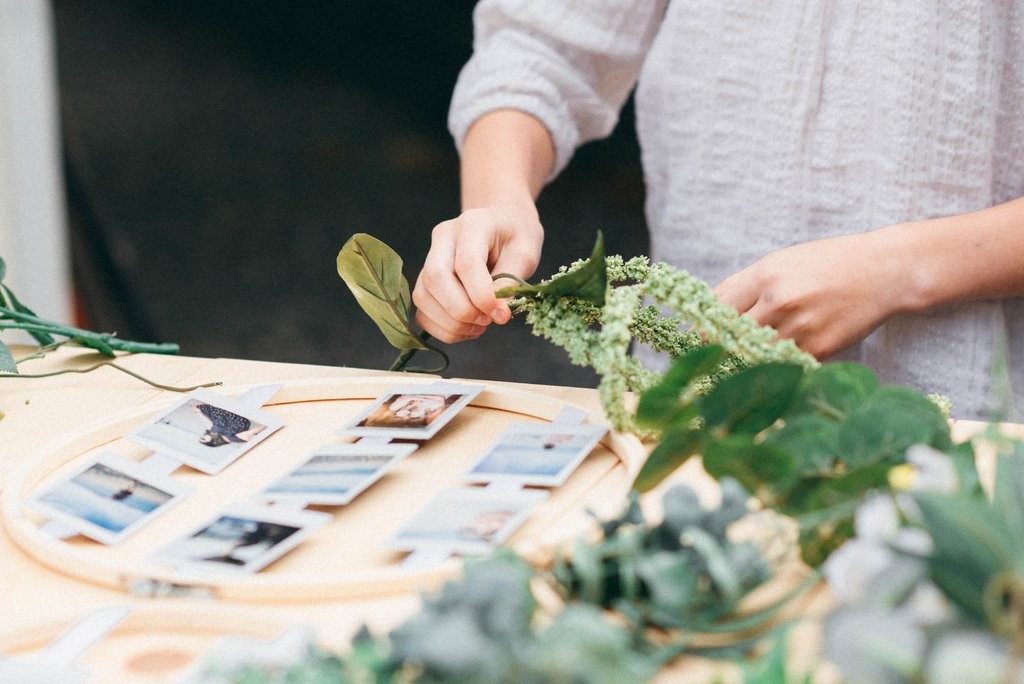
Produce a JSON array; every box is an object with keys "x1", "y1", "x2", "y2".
[{"x1": 53, "y1": 1, "x2": 647, "y2": 386}]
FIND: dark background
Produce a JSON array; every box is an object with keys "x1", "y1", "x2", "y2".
[{"x1": 53, "y1": 1, "x2": 647, "y2": 386}]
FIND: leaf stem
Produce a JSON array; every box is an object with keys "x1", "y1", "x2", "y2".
[
  {"x1": 389, "y1": 331, "x2": 449, "y2": 373},
  {"x1": 2, "y1": 361, "x2": 220, "y2": 392},
  {"x1": 0, "y1": 310, "x2": 179, "y2": 354}
]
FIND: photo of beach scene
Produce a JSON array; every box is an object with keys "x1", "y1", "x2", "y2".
[
  {"x1": 463, "y1": 422, "x2": 608, "y2": 486},
  {"x1": 31, "y1": 453, "x2": 189, "y2": 544},
  {"x1": 262, "y1": 443, "x2": 416, "y2": 505}
]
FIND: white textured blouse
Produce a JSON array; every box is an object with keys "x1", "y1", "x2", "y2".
[{"x1": 449, "y1": 0, "x2": 1024, "y2": 419}]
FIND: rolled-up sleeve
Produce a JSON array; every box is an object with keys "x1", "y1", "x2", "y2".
[{"x1": 448, "y1": 0, "x2": 667, "y2": 180}]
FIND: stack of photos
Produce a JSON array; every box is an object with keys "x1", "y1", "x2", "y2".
[
  {"x1": 153, "y1": 503, "x2": 331, "y2": 574},
  {"x1": 29, "y1": 452, "x2": 193, "y2": 544},
  {"x1": 260, "y1": 442, "x2": 417, "y2": 506},
  {"x1": 339, "y1": 382, "x2": 484, "y2": 440},
  {"x1": 461, "y1": 422, "x2": 608, "y2": 486},
  {"x1": 128, "y1": 388, "x2": 285, "y2": 475},
  {"x1": 384, "y1": 487, "x2": 548, "y2": 555}
]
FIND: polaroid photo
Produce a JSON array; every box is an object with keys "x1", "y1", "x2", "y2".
[
  {"x1": 152, "y1": 503, "x2": 331, "y2": 574},
  {"x1": 338, "y1": 382, "x2": 484, "y2": 440},
  {"x1": 29, "y1": 451, "x2": 193, "y2": 545},
  {"x1": 462, "y1": 422, "x2": 609, "y2": 487},
  {"x1": 127, "y1": 387, "x2": 285, "y2": 475},
  {"x1": 260, "y1": 442, "x2": 416, "y2": 505},
  {"x1": 384, "y1": 486, "x2": 548, "y2": 555}
]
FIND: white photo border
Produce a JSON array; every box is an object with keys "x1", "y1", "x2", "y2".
[{"x1": 28, "y1": 451, "x2": 194, "y2": 545}]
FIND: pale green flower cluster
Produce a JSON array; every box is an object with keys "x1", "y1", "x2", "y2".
[{"x1": 516, "y1": 254, "x2": 819, "y2": 433}]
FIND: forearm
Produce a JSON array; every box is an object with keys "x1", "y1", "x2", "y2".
[
  {"x1": 459, "y1": 110, "x2": 555, "y2": 212},
  {"x1": 883, "y1": 196, "x2": 1024, "y2": 313}
]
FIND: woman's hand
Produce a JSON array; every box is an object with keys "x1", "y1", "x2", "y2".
[
  {"x1": 413, "y1": 204, "x2": 544, "y2": 343},
  {"x1": 712, "y1": 231, "x2": 911, "y2": 359}
]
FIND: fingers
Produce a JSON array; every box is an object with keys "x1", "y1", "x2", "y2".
[
  {"x1": 712, "y1": 270, "x2": 761, "y2": 317},
  {"x1": 412, "y1": 207, "x2": 543, "y2": 343},
  {"x1": 413, "y1": 223, "x2": 491, "y2": 343}
]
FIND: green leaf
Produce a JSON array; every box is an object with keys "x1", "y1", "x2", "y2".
[
  {"x1": 994, "y1": 444, "x2": 1024, "y2": 543},
  {"x1": 635, "y1": 344, "x2": 725, "y2": 429},
  {"x1": 71, "y1": 335, "x2": 116, "y2": 357},
  {"x1": 0, "y1": 255, "x2": 5, "y2": 282},
  {"x1": 632, "y1": 426, "x2": 706, "y2": 493},
  {"x1": 337, "y1": 233, "x2": 430, "y2": 352},
  {"x1": 761, "y1": 413, "x2": 840, "y2": 476},
  {"x1": 787, "y1": 362, "x2": 879, "y2": 420},
  {"x1": 702, "y1": 436, "x2": 796, "y2": 499},
  {"x1": 494, "y1": 232, "x2": 607, "y2": 305},
  {"x1": 837, "y1": 386, "x2": 951, "y2": 468},
  {"x1": 914, "y1": 492, "x2": 1012, "y2": 620},
  {"x1": 802, "y1": 460, "x2": 892, "y2": 511},
  {"x1": 1, "y1": 284, "x2": 56, "y2": 346},
  {"x1": 700, "y1": 362, "x2": 804, "y2": 435},
  {"x1": 0, "y1": 340, "x2": 16, "y2": 373}
]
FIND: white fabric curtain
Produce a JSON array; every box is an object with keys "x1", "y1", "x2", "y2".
[{"x1": 0, "y1": 0, "x2": 72, "y2": 336}]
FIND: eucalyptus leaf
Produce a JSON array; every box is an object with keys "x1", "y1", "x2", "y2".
[
  {"x1": 700, "y1": 362, "x2": 803, "y2": 435},
  {"x1": 494, "y1": 232, "x2": 606, "y2": 305},
  {"x1": 914, "y1": 492, "x2": 1011, "y2": 621},
  {"x1": 632, "y1": 426, "x2": 706, "y2": 493},
  {"x1": 701, "y1": 436, "x2": 796, "y2": 499},
  {"x1": 336, "y1": 233, "x2": 430, "y2": 352},
  {"x1": 838, "y1": 386, "x2": 951, "y2": 468},
  {"x1": 0, "y1": 340, "x2": 16, "y2": 373},
  {"x1": 0, "y1": 255, "x2": 5, "y2": 282},
  {"x1": 992, "y1": 445, "x2": 1024, "y2": 543},
  {"x1": 635, "y1": 344, "x2": 725, "y2": 429},
  {"x1": 761, "y1": 413, "x2": 840, "y2": 476},
  {"x1": 788, "y1": 362, "x2": 880, "y2": 420}
]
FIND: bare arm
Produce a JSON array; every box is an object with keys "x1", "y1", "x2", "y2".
[
  {"x1": 413, "y1": 110, "x2": 555, "y2": 343},
  {"x1": 713, "y1": 197, "x2": 1024, "y2": 359}
]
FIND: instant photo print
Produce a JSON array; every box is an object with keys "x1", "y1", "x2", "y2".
[
  {"x1": 462, "y1": 422, "x2": 608, "y2": 487},
  {"x1": 338, "y1": 382, "x2": 484, "y2": 440},
  {"x1": 128, "y1": 388, "x2": 285, "y2": 475},
  {"x1": 261, "y1": 442, "x2": 417, "y2": 505},
  {"x1": 152, "y1": 504, "x2": 330, "y2": 574},
  {"x1": 384, "y1": 486, "x2": 547, "y2": 555},
  {"x1": 29, "y1": 451, "x2": 193, "y2": 545}
]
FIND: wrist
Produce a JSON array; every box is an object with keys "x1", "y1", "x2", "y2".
[{"x1": 872, "y1": 221, "x2": 947, "y2": 314}]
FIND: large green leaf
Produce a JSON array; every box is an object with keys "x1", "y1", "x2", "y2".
[
  {"x1": 993, "y1": 444, "x2": 1024, "y2": 543},
  {"x1": 632, "y1": 426, "x2": 706, "y2": 493},
  {"x1": 0, "y1": 340, "x2": 16, "y2": 373},
  {"x1": 336, "y1": 233, "x2": 429, "y2": 352},
  {"x1": 700, "y1": 362, "x2": 804, "y2": 435},
  {"x1": 914, "y1": 492, "x2": 1011, "y2": 621},
  {"x1": 837, "y1": 386, "x2": 951, "y2": 468},
  {"x1": 494, "y1": 232, "x2": 606, "y2": 305},
  {"x1": 761, "y1": 413, "x2": 839, "y2": 476},
  {"x1": 787, "y1": 362, "x2": 879, "y2": 420},
  {"x1": 701, "y1": 436, "x2": 796, "y2": 499},
  {"x1": 635, "y1": 344, "x2": 725, "y2": 429}
]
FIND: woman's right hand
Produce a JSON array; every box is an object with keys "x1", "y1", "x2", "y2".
[{"x1": 413, "y1": 204, "x2": 544, "y2": 343}]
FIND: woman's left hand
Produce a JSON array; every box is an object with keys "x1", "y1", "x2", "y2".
[{"x1": 712, "y1": 231, "x2": 909, "y2": 359}]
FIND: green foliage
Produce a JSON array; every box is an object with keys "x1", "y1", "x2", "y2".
[
  {"x1": 0, "y1": 254, "x2": 179, "y2": 368},
  {"x1": 552, "y1": 482, "x2": 784, "y2": 635},
  {"x1": 494, "y1": 231, "x2": 607, "y2": 306},
  {"x1": 632, "y1": 348, "x2": 957, "y2": 566},
  {"x1": 336, "y1": 233, "x2": 447, "y2": 373}
]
